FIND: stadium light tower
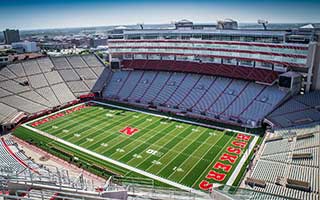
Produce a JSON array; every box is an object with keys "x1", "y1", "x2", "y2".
[{"x1": 258, "y1": 19, "x2": 268, "y2": 30}]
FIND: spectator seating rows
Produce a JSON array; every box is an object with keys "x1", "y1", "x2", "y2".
[
  {"x1": 247, "y1": 124, "x2": 320, "y2": 200},
  {"x1": 0, "y1": 138, "x2": 32, "y2": 173},
  {"x1": 103, "y1": 69, "x2": 286, "y2": 127},
  {"x1": 0, "y1": 54, "x2": 110, "y2": 122},
  {"x1": 267, "y1": 91, "x2": 320, "y2": 129},
  {"x1": 122, "y1": 59, "x2": 279, "y2": 84}
]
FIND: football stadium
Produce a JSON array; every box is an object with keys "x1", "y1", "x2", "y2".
[{"x1": 0, "y1": 19, "x2": 320, "y2": 199}]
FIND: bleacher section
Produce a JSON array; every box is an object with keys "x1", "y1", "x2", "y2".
[
  {"x1": 0, "y1": 54, "x2": 110, "y2": 127},
  {"x1": 213, "y1": 185, "x2": 290, "y2": 200},
  {"x1": 246, "y1": 124, "x2": 320, "y2": 200},
  {"x1": 122, "y1": 59, "x2": 279, "y2": 84},
  {"x1": 51, "y1": 54, "x2": 111, "y2": 96},
  {"x1": 0, "y1": 137, "x2": 39, "y2": 173},
  {"x1": 266, "y1": 90, "x2": 320, "y2": 128},
  {"x1": 0, "y1": 103, "x2": 19, "y2": 124},
  {"x1": 103, "y1": 70, "x2": 286, "y2": 128}
]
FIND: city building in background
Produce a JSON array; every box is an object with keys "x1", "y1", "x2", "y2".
[
  {"x1": 3, "y1": 29, "x2": 20, "y2": 44},
  {"x1": 11, "y1": 41, "x2": 39, "y2": 53}
]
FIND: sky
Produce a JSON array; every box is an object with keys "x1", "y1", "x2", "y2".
[{"x1": 0, "y1": 0, "x2": 319, "y2": 30}]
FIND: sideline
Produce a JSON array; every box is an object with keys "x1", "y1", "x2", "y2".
[
  {"x1": 22, "y1": 100, "x2": 258, "y2": 191},
  {"x1": 226, "y1": 136, "x2": 258, "y2": 185},
  {"x1": 21, "y1": 124, "x2": 209, "y2": 197},
  {"x1": 24, "y1": 100, "x2": 256, "y2": 138}
]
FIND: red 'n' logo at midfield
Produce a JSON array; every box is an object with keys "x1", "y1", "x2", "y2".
[{"x1": 119, "y1": 126, "x2": 139, "y2": 136}]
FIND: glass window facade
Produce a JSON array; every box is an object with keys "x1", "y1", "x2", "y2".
[
  {"x1": 110, "y1": 47, "x2": 307, "y2": 65},
  {"x1": 121, "y1": 33, "x2": 285, "y2": 43},
  {"x1": 109, "y1": 41, "x2": 308, "y2": 55}
]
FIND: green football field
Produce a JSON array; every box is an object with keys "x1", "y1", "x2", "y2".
[{"x1": 14, "y1": 101, "x2": 256, "y2": 191}]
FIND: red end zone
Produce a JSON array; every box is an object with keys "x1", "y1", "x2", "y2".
[
  {"x1": 30, "y1": 104, "x2": 89, "y2": 127},
  {"x1": 199, "y1": 133, "x2": 251, "y2": 191},
  {"x1": 119, "y1": 126, "x2": 139, "y2": 136}
]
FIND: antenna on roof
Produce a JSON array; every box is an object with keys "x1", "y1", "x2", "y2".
[
  {"x1": 258, "y1": 19, "x2": 268, "y2": 30},
  {"x1": 137, "y1": 23, "x2": 144, "y2": 30}
]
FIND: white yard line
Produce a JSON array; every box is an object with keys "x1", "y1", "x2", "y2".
[
  {"x1": 172, "y1": 131, "x2": 225, "y2": 181},
  {"x1": 21, "y1": 124, "x2": 209, "y2": 197},
  {"x1": 226, "y1": 136, "x2": 258, "y2": 185},
  {"x1": 39, "y1": 107, "x2": 109, "y2": 131},
  {"x1": 91, "y1": 101, "x2": 255, "y2": 137},
  {"x1": 71, "y1": 112, "x2": 139, "y2": 145},
  {"x1": 54, "y1": 109, "x2": 113, "y2": 139},
  {"x1": 190, "y1": 135, "x2": 235, "y2": 188},
  {"x1": 156, "y1": 129, "x2": 208, "y2": 175},
  {"x1": 116, "y1": 124, "x2": 178, "y2": 161},
  {"x1": 26, "y1": 100, "x2": 255, "y2": 138},
  {"x1": 22, "y1": 100, "x2": 256, "y2": 196},
  {"x1": 106, "y1": 118, "x2": 164, "y2": 158}
]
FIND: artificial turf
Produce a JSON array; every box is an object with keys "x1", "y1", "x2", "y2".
[{"x1": 14, "y1": 101, "x2": 255, "y2": 191}]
